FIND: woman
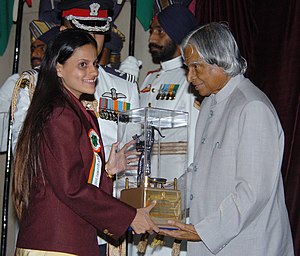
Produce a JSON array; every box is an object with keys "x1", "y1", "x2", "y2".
[{"x1": 13, "y1": 29, "x2": 158, "y2": 256}]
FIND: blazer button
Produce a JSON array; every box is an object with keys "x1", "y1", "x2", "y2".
[
  {"x1": 190, "y1": 194, "x2": 194, "y2": 200},
  {"x1": 103, "y1": 229, "x2": 113, "y2": 237}
]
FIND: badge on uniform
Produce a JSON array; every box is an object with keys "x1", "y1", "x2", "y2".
[
  {"x1": 98, "y1": 88, "x2": 130, "y2": 122},
  {"x1": 156, "y1": 84, "x2": 179, "y2": 100},
  {"x1": 140, "y1": 84, "x2": 151, "y2": 93},
  {"x1": 90, "y1": 3, "x2": 101, "y2": 16},
  {"x1": 88, "y1": 129, "x2": 102, "y2": 187}
]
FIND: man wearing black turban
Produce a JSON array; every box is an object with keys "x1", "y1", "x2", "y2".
[{"x1": 136, "y1": 4, "x2": 200, "y2": 256}]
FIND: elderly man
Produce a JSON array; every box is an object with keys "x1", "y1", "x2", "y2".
[{"x1": 161, "y1": 22, "x2": 294, "y2": 256}]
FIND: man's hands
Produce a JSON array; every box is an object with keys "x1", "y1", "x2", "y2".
[
  {"x1": 130, "y1": 201, "x2": 160, "y2": 234},
  {"x1": 106, "y1": 140, "x2": 140, "y2": 176},
  {"x1": 159, "y1": 220, "x2": 201, "y2": 241}
]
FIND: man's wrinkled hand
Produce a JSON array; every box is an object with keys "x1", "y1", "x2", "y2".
[{"x1": 159, "y1": 220, "x2": 201, "y2": 241}]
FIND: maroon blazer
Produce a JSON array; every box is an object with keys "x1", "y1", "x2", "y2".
[{"x1": 16, "y1": 96, "x2": 136, "y2": 256}]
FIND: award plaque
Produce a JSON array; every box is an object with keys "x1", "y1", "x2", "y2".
[
  {"x1": 116, "y1": 107, "x2": 188, "y2": 228},
  {"x1": 120, "y1": 177, "x2": 182, "y2": 228}
]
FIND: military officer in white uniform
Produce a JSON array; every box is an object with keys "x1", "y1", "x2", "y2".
[
  {"x1": 95, "y1": 65, "x2": 139, "y2": 158},
  {"x1": 130, "y1": 4, "x2": 199, "y2": 256},
  {"x1": 11, "y1": 69, "x2": 39, "y2": 153},
  {"x1": 139, "y1": 5, "x2": 198, "y2": 181},
  {"x1": 0, "y1": 74, "x2": 19, "y2": 152},
  {"x1": 1, "y1": 21, "x2": 59, "y2": 152}
]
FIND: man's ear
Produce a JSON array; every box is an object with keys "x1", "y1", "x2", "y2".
[{"x1": 56, "y1": 63, "x2": 63, "y2": 78}]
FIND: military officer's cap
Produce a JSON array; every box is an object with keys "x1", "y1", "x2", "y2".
[{"x1": 60, "y1": 0, "x2": 114, "y2": 33}]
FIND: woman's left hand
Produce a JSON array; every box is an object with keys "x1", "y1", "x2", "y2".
[{"x1": 106, "y1": 140, "x2": 140, "y2": 176}]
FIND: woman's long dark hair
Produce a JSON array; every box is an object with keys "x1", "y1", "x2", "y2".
[{"x1": 12, "y1": 29, "x2": 97, "y2": 220}]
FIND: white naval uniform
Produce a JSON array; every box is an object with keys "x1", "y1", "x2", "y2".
[
  {"x1": 2, "y1": 70, "x2": 37, "y2": 249},
  {"x1": 12, "y1": 69, "x2": 39, "y2": 154},
  {"x1": 92, "y1": 66, "x2": 140, "y2": 249},
  {"x1": 94, "y1": 65, "x2": 140, "y2": 201},
  {"x1": 95, "y1": 65, "x2": 139, "y2": 160},
  {"x1": 129, "y1": 56, "x2": 198, "y2": 256},
  {"x1": 0, "y1": 73, "x2": 19, "y2": 152},
  {"x1": 139, "y1": 56, "x2": 198, "y2": 180}
]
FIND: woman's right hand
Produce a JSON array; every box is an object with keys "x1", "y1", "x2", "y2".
[
  {"x1": 130, "y1": 201, "x2": 160, "y2": 234},
  {"x1": 106, "y1": 140, "x2": 140, "y2": 176}
]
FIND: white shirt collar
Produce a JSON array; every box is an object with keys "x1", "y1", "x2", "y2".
[{"x1": 160, "y1": 56, "x2": 183, "y2": 71}]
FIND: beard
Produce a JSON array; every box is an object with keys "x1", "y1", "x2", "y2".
[
  {"x1": 149, "y1": 40, "x2": 177, "y2": 64},
  {"x1": 31, "y1": 57, "x2": 43, "y2": 69}
]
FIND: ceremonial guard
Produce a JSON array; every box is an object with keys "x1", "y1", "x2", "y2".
[
  {"x1": 139, "y1": 4, "x2": 198, "y2": 180},
  {"x1": 0, "y1": 73, "x2": 19, "y2": 152},
  {"x1": 0, "y1": 20, "x2": 59, "y2": 153},
  {"x1": 132, "y1": 4, "x2": 199, "y2": 256},
  {"x1": 11, "y1": 68, "x2": 39, "y2": 153},
  {"x1": 94, "y1": 65, "x2": 139, "y2": 158}
]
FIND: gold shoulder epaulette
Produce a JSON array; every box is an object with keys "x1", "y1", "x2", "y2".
[
  {"x1": 20, "y1": 78, "x2": 31, "y2": 89},
  {"x1": 11, "y1": 70, "x2": 38, "y2": 120}
]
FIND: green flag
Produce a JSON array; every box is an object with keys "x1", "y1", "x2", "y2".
[
  {"x1": 0, "y1": 0, "x2": 14, "y2": 56},
  {"x1": 136, "y1": 0, "x2": 154, "y2": 31}
]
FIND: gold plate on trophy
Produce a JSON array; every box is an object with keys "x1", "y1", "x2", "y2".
[{"x1": 120, "y1": 186, "x2": 182, "y2": 229}]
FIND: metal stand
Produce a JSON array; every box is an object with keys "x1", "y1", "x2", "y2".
[
  {"x1": 125, "y1": 2, "x2": 137, "y2": 255},
  {"x1": 129, "y1": 0, "x2": 136, "y2": 56}
]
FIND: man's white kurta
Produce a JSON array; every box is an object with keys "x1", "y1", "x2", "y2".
[{"x1": 189, "y1": 75, "x2": 294, "y2": 255}]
